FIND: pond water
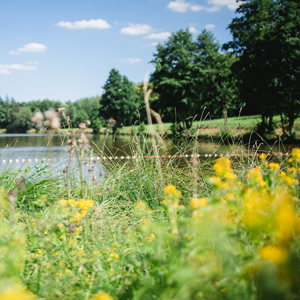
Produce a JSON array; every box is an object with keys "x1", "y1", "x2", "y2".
[{"x1": 0, "y1": 133, "x2": 296, "y2": 172}]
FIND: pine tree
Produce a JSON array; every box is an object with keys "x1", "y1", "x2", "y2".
[{"x1": 100, "y1": 69, "x2": 139, "y2": 126}]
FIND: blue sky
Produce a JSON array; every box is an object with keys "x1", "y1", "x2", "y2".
[{"x1": 0, "y1": 0, "x2": 239, "y2": 103}]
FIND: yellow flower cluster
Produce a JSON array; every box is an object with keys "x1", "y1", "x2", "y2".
[
  {"x1": 211, "y1": 152, "x2": 300, "y2": 268},
  {"x1": 164, "y1": 184, "x2": 182, "y2": 198},
  {"x1": 190, "y1": 197, "x2": 208, "y2": 210},
  {"x1": 213, "y1": 157, "x2": 237, "y2": 181},
  {"x1": 247, "y1": 167, "x2": 265, "y2": 187},
  {"x1": 162, "y1": 185, "x2": 182, "y2": 208},
  {"x1": 290, "y1": 148, "x2": 300, "y2": 162},
  {"x1": 59, "y1": 199, "x2": 94, "y2": 223},
  {"x1": 268, "y1": 162, "x2": 280, "y2": 172},
  {"x1": 134, "y1": 200, "x2": 147, "y2": 210},
  {"x1": 259, "y1": 245, "x2": 288, "y2": 264},
  {"x1": 89, "y1": 292, "x2": 114, "y2": 300},
  {"x1": 209, "y1": 176, "x2": 230, "y2": 190},
  {"x1": 0, "y1": 282, "x2": 36, "y2": 300}
]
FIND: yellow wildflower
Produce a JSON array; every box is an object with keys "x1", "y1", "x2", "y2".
[
  {"x1": 134, "y1": 200, "x2": 147, "y2": 210},
  {"x1": 140, "y1": 218, "x2": 152, "y2": 230},
  {"x1": 242, "y1": 210, "x2": 264, "y2": 228},
  {"x1": 57, "y1": 223, "x2": 64, "y2": 230},
  {"x1": 291, "y1": 148, "x2": 300, "y2": 160},
  {"x1": 282, "y1": 176, "x2": 298, "y2": 186},
  {"x1": 148, "y1": 233, "x2": 156, "y2": 242},
  {"x1": 161, "y1": 199, "x2": 172, "y2": 206},
  {"x1": 278, "y1": 171, "x2": 286, "y2": 178},
  {"x1": 67, "y1": 199, "x2": 76, "y2": 206},
  {"x1": 288, "y1": 167, "x2": 297, "y2": 175},
  {"x1": 259, "y1": 245, "x2": 288, "y2": 264},
  {"x1": 247, "y1": 167, "x2": 265, "y2": 187},
  {"x1": 109, "y1": 253, "x2": 119, "y2": 259},
  {"x1": 59, "y1": 199, "x2": 68, "y2": 207},
  {"x1": 0, "y1": 282, "x2": 36, "y2": 300},
  {"x1": 213, "y1": 157, "x2": 236, "y2": 181},
  {"x1": 89, "y1": 292, "x2": 114, "y2": 300},
  {"x1": 165, "y1": 184, "x2": 177, "y2": 195},
  {"x1": 275, "y1": 207, "x2": 296, "y2": 243},
  {"x1": 268, "y1": 162, "x2": 280, "y2": 172},
  {"x1": 190, "y1": 197, "x2": 208, "y2": 210},
  {"x1": 224, "y1": 193, "x2": 235, "y2": 201},
  {"x1": 213, "y1": 157, "x2": 231, "y2": 175},
  {"x1": 37, "y1": 249, "x2": 42, "y2": 255},
  {"x1": 73, "y1": 212, "x2": 82, "y2": 223},
  {"x1": 209, "y1": 176, "x2": 230, "y2": 190},
  {"x1": 259, "y1": 153, "x2": 266, "y2": 160},
  {"x1": 44, "y1": 230, "x2": 48, "y2": 235}
]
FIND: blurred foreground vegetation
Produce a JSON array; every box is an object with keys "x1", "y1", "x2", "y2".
[{"x1": 1, "y1": 130, "x2": 300, "y2": 299}]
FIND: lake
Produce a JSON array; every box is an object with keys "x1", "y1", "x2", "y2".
[{"x1": 0, "y1": 133, "x2": 295, "y2": 172}]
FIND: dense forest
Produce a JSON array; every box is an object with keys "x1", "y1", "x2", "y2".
[{"x1": 1, "y1": 0, "x2": 299, "y2": 137}]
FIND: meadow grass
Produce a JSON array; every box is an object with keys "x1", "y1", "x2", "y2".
[
  {"x1": 1, "y1": 129, "x2": 300, "y2": 299},
  {"x1": 111, "y1": 115, "x2": 300, "y2": 142}
]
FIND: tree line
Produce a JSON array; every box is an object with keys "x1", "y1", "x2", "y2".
[{"x1": 1, "y1": 0, "x2": 299, "y2": 137}]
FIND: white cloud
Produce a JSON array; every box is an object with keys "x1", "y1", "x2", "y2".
[
  {"x1": 118, "y1": 58, "x2": 142, "y2": 64},
  {"x1": 208, "y1": 0, "x2": 239, "y2": 10},
  {"x1": 190, "y1": 5, "x2": 220, "y2": 12},
  {"x1": 28, "y1": 61, "x2": 38, "y2": 64},
  {"x1": 8, "y1": 50, "x2": 19, "y2": 55},
  {"x1": 0, "y1": 64, "x2": 37, "y2": 75},
  {"x1": 18, "y1": 43, "x2": 48, "y2": 52},
  {"x1": 144, "y1": 32, "x2": 171, "y2": 39},
  {"x1": 143, "y1": 42, "x2": 159, "y2": 47},
  {"x1": 167, "y1": 0, "x2": 237, "y2": 12},
  {"x1": 167, "y1": 0, "x2": 190, "y2": 12},
  {"x1": 120, "y1": 23, "x2": 153, "y2": 35},
  {"x1": 57, "y1": 18, "x2": 111, "y2": 29},
  {"x1": 205, "y1": 23, "x2": 216, "y2": 29},
  {"x1": 0, "y1": 69, "x2": 11, "y2": 75},
  {"x1": 188, "y1": 26, "x2": 197, "y2": 34}
]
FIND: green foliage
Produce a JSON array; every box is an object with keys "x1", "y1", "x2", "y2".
[
  {"x1": 150, "y1": 29, "x2": 240, "y2": 129},
  {"x1": 100, "y1": 69, "x2": 139, "y2": 126},
  {"x1": 1, "y1": 142, "x2": 300, "y2": 299},
  {"x1": 65, "y1": 96, "x2": 101, "y2": 128},
  {"x1": 90, "y1": 118, "x2": 103, "y2": 134},
  {"x1": 28, "y1": 99, "x2": 63, "y2": 113},
  {"x1": 224, "y1": 0, "x2": 300, "y2": 135},
  {"x1": 6, "y1": 106, "x2": 32, "y2": 133},
  {"x1": 150, "y1": 29, "x2": 198, "y2": 127}
]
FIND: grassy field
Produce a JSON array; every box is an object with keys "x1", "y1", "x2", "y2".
[
  {"x1": 1, "y1": 131, "x2": 300, "y2": 299},
  {"x1": 1, "y1": 115, "x2": 300, "y2": 142},
  {"x1": 112, "y1": 115, "x2": 300, "y2": 141}
]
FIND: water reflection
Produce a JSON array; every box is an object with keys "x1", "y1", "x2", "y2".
[{"x1": 0, "y1": 133, "x2": 296, "y2": 171}]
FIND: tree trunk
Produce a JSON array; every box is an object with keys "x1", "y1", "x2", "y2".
[
  {"x1": 280, "y1": 113, "x2": 286, "y2": 135},
  {"x1": 288, "y1": 91, "x2": 295, "y2": 136},
  {"x1": 261, "y1": 114, "x2": 266, "y2": 132},
  {"x1": 268, "y1": 115, "x2": 273, "y2": 132},
  {"x1": 223, "y1": 106, "x2": 229, "y2": 132}
]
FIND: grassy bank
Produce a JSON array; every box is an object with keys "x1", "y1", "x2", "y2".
[
  {"x1": 106, "y1": 115, "x2": 300, "y2": 141},
  {"x1": 1, "y1": 133, "x2": 300, "y2": 299},
  {"x1": 2, "y1": 115, "x2": 300, "y2": 142}
]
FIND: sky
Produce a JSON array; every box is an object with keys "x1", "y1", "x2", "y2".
[{"x1": 0, "y1": 0, "x2": 239, "y2": 103}]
